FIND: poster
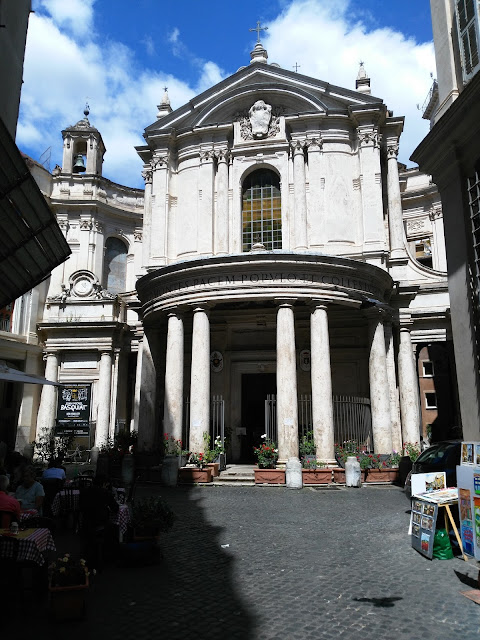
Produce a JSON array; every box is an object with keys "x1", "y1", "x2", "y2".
[
  {"x1": 411, "y1": 498, "x2": 438, "y2": 559},
  {"x1": 476, "y1": 445, "x2": 480, "y2": 466},
  {"x1": 411, "y1": 472, "x2": 447, "y2": 496},
  {"x1": 56, "y1": 383, "x2": 91, "y2": 436},
  {"x1": 459, "y1": 488, "x2": 474, "y2": 556},
  {"x1": 474, "y1": 473, "x2": 480, "y2": 496},
  {"x1": 461, "y1": 442, "x2": 475, "y2": 465},
  {"x1": 474, "y1": 498, "x2": 480, "y2": 550}
]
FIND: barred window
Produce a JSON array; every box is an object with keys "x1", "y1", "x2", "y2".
[
  {"x1": 469, "y1": 164, "x2": 480, "y2": 302},
  {"x1": 456, "y1": 0, "x2": 480, "y2": 81},
  {"x1": 242, "y1": 169, "x2": 282, "y2": 252}
]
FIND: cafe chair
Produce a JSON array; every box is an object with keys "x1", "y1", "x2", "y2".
[
  {"x1": 0, "y1": 510, "x2": 18, "y2": 529},
  {"x1": 41, "y1": 478, "x2": 64, "y2": 518}
]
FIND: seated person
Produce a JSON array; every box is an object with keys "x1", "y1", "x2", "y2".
[
  {"x1": 0, "y1": 474, "x2": 21, "y2": 524},
  {"x1": 15, "y1": 466, "x2": 45, "y2": 513},
  {"x1": 42, "y1": 459, "x2": 66, "y2": 482}
]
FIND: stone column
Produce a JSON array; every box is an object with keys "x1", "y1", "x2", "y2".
[
  {"x1": 384, "y1": 322, "x2": 402, "y2": 453},
  {"x1": 429, "y1": 206, "x2": 447, "y2": 271},
  {"x1": 141, "y1": 166, "x2": 153, "y2": 268},
  {"x1": 135, "y1": 332, "x2": 157, "y2": 450},
  {"x1": 291, "y1": 140, "x2": 308, "y2": 250},
  {"x1": 198, "y1": 151, "x2": 214, "y2": 255},
  {"x1": 150, "y1": 153, "x2": 169, "y2": 264},
  {"x1": 95, "y1": 350, "x2": 113, "y2": 448},
  {"x1": 35, "y1": 352, "x2": 59, "y2": 437},
  {"x1": 306, "y1": 138, "x2": 325, "y2": 246},
  {"x1": 189, "y1": 306, "x2": 210, "y2": 453},
  {"x1": 368, "y1": 312, "x2": 393, "y2": 453},
  {"x1": 276, "y1": 300, "x2": 299, "y2": 460},
  {"x1": 163, "y1": 311, "x2": 184, "y2": 442},
  {"x1": 310, "y1": 303, "x2": 334, "y2": 461},
  {"x1": 386, "y1": 141, "x2": 407, "y2": 258},
  {"x1": 214, "y1": 148, "x2": 229, "y2": 255},
  {"x1": 398, "y1": 325, "x2": 421, "y2": 445},
  {"x1": 357, "y1": 126, "x2": 384, "y2": 249}
]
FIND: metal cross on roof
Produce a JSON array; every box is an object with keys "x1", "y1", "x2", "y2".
[
  {"x1": 293, "y1": 62, "x2": 301, "y2": 72},
  {"x1": 249, "y1": 20, "x2": 268, "y2": 43}
]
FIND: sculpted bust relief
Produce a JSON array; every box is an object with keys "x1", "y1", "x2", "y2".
[{"x1": 249, "y1": 100, "x2": 272, "y2": 138}]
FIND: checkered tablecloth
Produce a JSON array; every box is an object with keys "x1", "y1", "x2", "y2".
[
  {"x1": 0, "y1": 527, "x2": 56, "y2": 566},
  {"x1": 51, "y1": 489, "x2": 80, "y2": 516},
  {"x1": 111, "y1": 504, "x2": 130, "y2": 535},
  {"x1": 20, "y1": 509, "x2": 38, "y2": 522}
]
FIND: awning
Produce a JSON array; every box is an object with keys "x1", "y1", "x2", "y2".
[
  {"x1": 0, "y1": 360, "x2": 60, "y2": 386},
  {"x1": 0, "y1": 116, "x2": 71, "y2": 308}
]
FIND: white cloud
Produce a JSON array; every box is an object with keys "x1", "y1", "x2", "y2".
[
  {"x1": 19, "y1": 0, "x2": 434, "y2": 189},
  {"x1": 264, "y1": 0, "x2": 435, "y2": 165},
  {"x1": 36, "y1": 0, "x2": 95, "y2": 38}
]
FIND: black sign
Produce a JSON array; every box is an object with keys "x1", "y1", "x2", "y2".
[{"x1": 56, "y1": 383, "x2": 91, "y2": 436}]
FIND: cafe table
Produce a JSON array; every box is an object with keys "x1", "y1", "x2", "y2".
[
  {"x1": 51, "y1": 488, "x2": 80, "y2": 516},
  {"x1": 0, "y1": 527, "x2": 56, "y2": 565}
]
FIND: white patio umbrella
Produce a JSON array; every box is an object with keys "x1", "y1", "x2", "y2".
[{"x1": 0, "y1": 360, "x2": 61, "y2": 386}]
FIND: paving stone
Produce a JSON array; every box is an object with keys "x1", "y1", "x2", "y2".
[{"x1": 6, "y1": 484, "x2": 480, "y2": 638}]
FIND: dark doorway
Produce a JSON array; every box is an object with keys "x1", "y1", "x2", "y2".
[{"x1": 240, "y1": 373, "x2": 276, "y2": 462}]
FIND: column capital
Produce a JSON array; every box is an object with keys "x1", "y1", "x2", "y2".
[
  {"x1": 142, "y1": 167, "x2": 153, "y2": 184},
  {"x1": 386, "y1": 142, "x2": 399, "y2": 159},
  {"x1": 214, "y1": 147, "x2": 230, "y2": 163},
  {"x1": 308, "y1": 299, "x2": 329, "y2": 312},
  {"x1": 166, "y1": 309, "x2": 185, "y2": 320},
  {"x1": 100, "y1": 349, "x2": 113, "y2": 357},
  {"x1": 275, "y1": 297, "x2": 297, "y2": 309},
  {"x1": 190, "y1": 304, "x2": 211, "y2": 316},
  {"x1": 357, "y1": 127, "x2": 381, "y2": 148},
  {"x1": 200, "y1": 150, "x2": 214, "y2": 163},
  {"x1": 152, "y1": 152, "x2": 169, "y2": 170},
  {"x1": 290, "y1": 139, "x2": 306, "y2": 156},
  {"x1": 306, "y1": 137, "x2": 322, "y2": 152}
]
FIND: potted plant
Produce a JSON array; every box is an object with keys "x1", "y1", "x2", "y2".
[
  {"x1": 203, "y1": 434, "x2": 220, "y2": 477},
  {"x1": 301, "y1": 457, "x2": 332, "y2": 484},
  {"x1": 212, "y1": 435, "x2": 226, "y2": 471},
  {"x1": 253, "y1": 435, "x2": 284, "y2": 484},
  {"x1": 48, "y1": 554, "x2": 90, "y2": 620},
  {"x1": 130, "y1": 496, "x2": 175, "y2": 540},
  {"x1": 178, "y1": 452, "x2": 213, "y2": 483},
  {"x1": 360, "y1": 453, "x2": 400, "y2": 483},
  {"x1": 399, "y1": 441, "x2": 421, "y2": 485},
  {"x1": 299, "y1": 431, "x2": 316, "y2": 461}
]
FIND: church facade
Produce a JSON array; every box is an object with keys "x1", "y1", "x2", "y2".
[{"x1": 4, "y1": 39, "x2": 457, "y2": 463}]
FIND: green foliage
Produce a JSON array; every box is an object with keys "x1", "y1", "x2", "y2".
[
  {"x1": 253, "y1": 435, "x2": 279, "y2": 469},
  {"x1": 299, "y1": 431, "x2": 316, "y2": 456},
  {"x1": 403, "y1": 441, "x2": 421, "y2": 462},
  {"x1": 190, "y1": 452, "x2": 207, "y2": 468},
  {"x1": 33, "y1": 428, "x2": 73, "y2": 463},
  {"x1": 49, "y1": 554, "x2": 89, "y2": 587},
  {"x1": 334, "y1": 440, "x2": 361, "y2": 464},
  {"x1": 163, "y1": 432, "x2": 183, "y2": 456},
  {"x1": 301, "y1": 457, "x2": 325, "y2": 469},
  {"x1": 131, "y1": 496, "x2": 175, "y2": 532}
]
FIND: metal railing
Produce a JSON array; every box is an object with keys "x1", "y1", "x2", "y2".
[
  {"x1": 183, "y1": 395, "x2": 225, "y2": 450},
  {"x1": 266, "y1": 394, "x2": 373, "y2": 450}
]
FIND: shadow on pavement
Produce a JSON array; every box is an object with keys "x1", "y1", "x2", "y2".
[{"x1": 352, "y1": 596, "x2": 403, "y2": 608}]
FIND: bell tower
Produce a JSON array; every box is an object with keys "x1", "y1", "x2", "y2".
[{"x1": 60, "y1": 105, "x2": 106, "y2": 175}]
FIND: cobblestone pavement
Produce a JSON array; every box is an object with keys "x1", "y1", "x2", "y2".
[{"x1": 12, "y1": 484, "x2": 480, "y2": 639}]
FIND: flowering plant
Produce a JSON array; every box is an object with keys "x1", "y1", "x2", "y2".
[
  {"x1": 301, "y1": 457, "x2": 325, "y2": 469},
  {"x1": 335, "y1": 440, "x2": 362, "y2": 465},
  {"x1": 190, "y1": 452, "x2": 207, "y2": 469},
  {"x1": 389, "y1": 450, "x2": 402, "y2": 466},
  {"x1": 48, "y1": 554, "x2": 90, "y2": 587},
  {"x1": 212, "y1": 435, "x2": 225, "y2": 458},
  {"x1": 163, "y1": 433, "x2": 183, "y2": 456},
  {"x1": 253, "y1": 435, "x2": 278, "y2": 469},
  {"x1": 299, "y1": 431, "x2": 316, "y2": 456},
  {"x1": 357, "y1": 453, "x2": 383, "y2": 470},
  {"x1": 403, "y1": 441, "x2": 421, "y2": 462}
]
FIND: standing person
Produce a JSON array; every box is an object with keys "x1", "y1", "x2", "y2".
[{"x1": 15, "y1": 466, "x2": 45, "y2": 513}]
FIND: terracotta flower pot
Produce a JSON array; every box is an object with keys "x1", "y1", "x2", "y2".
[
  {"x1": 49, "y1": 576, "x2": 89, "y2": 621},
  {"x1": 364, "y1": 468, "x2": 399, "y2": 483},
  {"x1": 178, "y1": 467, "x2": 213, "y2": 484},
  {"x1": 254, "y1": 467, "x2": 286, "y2": 484},
  {"x1": 206, "y1": 462, "x2": 220, "y2": 477},
  {"x1": 302, "y1": 468, "x2": 333, "y2": 484},
  {"x1": 332, "y1": 467, "x2": 346, "y2": 483}
]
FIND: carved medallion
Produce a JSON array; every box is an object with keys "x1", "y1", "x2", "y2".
[{"x1": 237, "y1": 101, "x2": 282, "y2": 140}]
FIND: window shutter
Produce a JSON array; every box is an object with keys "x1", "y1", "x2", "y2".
[{"x1": 456, "y1": 0, "x2": 480, "y2": 80}]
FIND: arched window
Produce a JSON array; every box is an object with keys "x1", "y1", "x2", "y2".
[
  {"x1": 103, "y1": 237, "x2": 127, "y2": 293},
  {"x1": 242, "y1": 169, "x2": 282, "y2": 252}
]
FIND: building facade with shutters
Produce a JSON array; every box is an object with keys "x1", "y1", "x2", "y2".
[
  {"x1": 7, "y1": 39, "x2": 458, "y2": 462},
  {"x1": 412, "y1": 0, "x2": 480, "y2": 441}
]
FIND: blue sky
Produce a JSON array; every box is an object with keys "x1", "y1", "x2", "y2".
[{"x1": 18, "y1": 0, "x2": 435, "y2": 188}]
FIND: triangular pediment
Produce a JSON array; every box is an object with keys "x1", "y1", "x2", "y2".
[{"x1": 143, "y1": 62, "x2": 384, "y2": 140}]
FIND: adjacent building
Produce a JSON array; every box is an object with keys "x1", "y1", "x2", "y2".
[{"x1": 412, "y1": 0, "x2": 480, "y2": 440}]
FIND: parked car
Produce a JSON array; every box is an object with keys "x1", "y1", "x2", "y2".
[{"x1": 404, "y1": 440, "x2": 462, "y2": 498}]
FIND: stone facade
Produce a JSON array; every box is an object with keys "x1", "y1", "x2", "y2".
[{"x1": 2, "y1": 42, "x2": 458, "y2": 460}]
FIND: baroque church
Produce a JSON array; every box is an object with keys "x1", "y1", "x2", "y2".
[{"x1": 2, "y1": 35, "x2": 457, "y2": 465}]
